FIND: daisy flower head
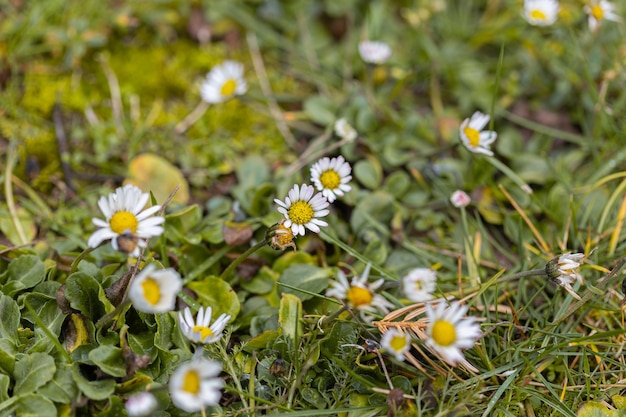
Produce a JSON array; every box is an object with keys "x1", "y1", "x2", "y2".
[
  {"x1": 200, "y1": 60, "x2": 247, "y2": 104},
  {"x1": 326, "y1": 263, "x2": 394, "y2": 317},
  {"x1": 450, "y1": 190, "x2": 471, "y2": 208},
  {"x1": 274, "y1": 184, "x2": 330, "y2": 236},
  {"x1": 358, "y1": 40, "x2": 392, "y2": 64},
  {"x1": 310, "y1": 155, "x2": 352, "y2": 203},
  {"x1": 402, "y1": 268, "x2": 437, "y2": 303},
  {"x1": 459, "y1": 111, "x2": 497, "y2": 156},
  {"x1": 545, "y1": 252, "x2": 585, "y2": 300},
  {"x1": 266, "y1": 220, "x2": 296, "y2": 251},
  {"x1": 381, "y1": 329, "x2": 411, "y2": 362},
  {"x1": 88, "y1": 184, "x2": 164, "y2": 256},
  {"x1": 425, "y1": 301, "x2": 482, "y2": 366},
  {"x1": 584, "y1": 1, "x2": 620, "y2": 31},
  {"x1": 334, "y1": 118, "x2": 358, "y2": 142},
  {"x1": 179, "y1": 306, "x2": 231, "y2": 345},
  {"x1": 125, "y1": 392, "x2": 158, "y2": 417},
  {"x1": 523, "y1": 0, "x2": 559, "y2": 26},
  {"x1": 128, "y1": 264, "x2": 182, "y2": 313},
  {"x1": 169, "y1": 359, "x2": 224, "y2": 412}
]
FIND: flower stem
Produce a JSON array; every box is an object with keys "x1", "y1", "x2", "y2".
[{"x1": 219, "y1": 240, "x2": 267, "y2": 280}]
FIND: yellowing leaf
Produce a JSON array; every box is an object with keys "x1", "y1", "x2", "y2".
[{"x1": 126, "y1": 153, "x2": 189, "y2": 205}]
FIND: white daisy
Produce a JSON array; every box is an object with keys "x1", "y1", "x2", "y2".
[
  {"x1": 200, "y1": 60, "x2": 247, "y2": 104},
  {"x1": 125, "y1": 392, "x2": 158, "y2": 417},
  {"x1": 381, "y1": 329, "x2": 411, "y2": 362},
  {"x1": 450, "y1": 190, "x2": 471, "y2": 208},
  {"x1": 402, "y1": 268, "x2": 437, "y2": 303},
  {"x1": 545, "y1": 252, "x2": 585, "y2": 300},
  {"x1": 425, "y1": 301, "x2": 482, "y2": 366},
  {"x1": 358, "y1": 40, "x2": 392, "y2": 64},
  {"x1": 334, "y1": 118, "x2": 358, "y2": 142},
  {"x1": 459, "y1": 111, "x2": 497, "y2": 156},
  {"x1": 310, "y1": 156, "x2": 352, "y2": 203},
  {"x1": 584, "y1": 1, "x2": 620, "y2": 31},
  {"x1": 274, "y1": 184, "x2": 330, "y2": 236},
  {"x1": 523, "y1": 0, "x2": 559, "y2": 26},
  {"x1": 88, "y1": 184, "x2": 164, "y2": 256},
  {"x1": 169, "y1": 359, "x2": 223, "y2": 412},
  {"x1": 326, "y1": 263, "x2": 394, "y2": 317},
  {"x1": 128, "y1": 264, "x2": 182, "y2": 313},
  {"x1": 178, "y1": 306, "x2": 231, "y2": 345}
]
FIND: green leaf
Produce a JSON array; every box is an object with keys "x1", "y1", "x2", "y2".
[
  {"x1": 0, "y1": 206, "x2": 37, "y2": 246},
  {"x1": 382, "y1": 170, "x2": 410, "y2": 198},
  {"x1": 0, "y1": 293, "x2": 20, "y2": 344},
  {"x1": 12, "y1": 394, "x2": 56, "y2": 417},
  {"x1": 614, "y1": 396, "x2": 626, "y2": 410},
  {"x1": 354, "y1": 159, "x2": 382, "y2": 190},
  {"x1": 88, "y1": 345, "x2": 127, "y2": 378},
  {"x1": 278, "y1": 264, "x2": 331, "y2": 301},
  {"x1": 242, "y1": 329, "x2": 280, "y2": 352},
  {"x1": 126, "y1": 152, "x2": 190, "y2": 205},
  {"x1": 71, "y1": 362, "x2": 116, "y2": 400},
  {"x1": 188, "y1": 276, "x2": 241, "y2": 319},
  {"x1": 0, "y1": 373, "x2": 9, "y2": 402},
  {"x1": 576, "y1": 401, "x2": 615, "y2": 417},
  {"x1": 241, "y1": 266, "x2": 277, "y2": 295},
  {"x1": 64, "y1": 272, "x2": 110, "y2": 321},
  {"x1": 303, "y1": 94, "x2": 337, "y2": 125},
  {"x1": 13, "y1": 352, "x2": 56, "y2": 395},
  {"x1": 94, "y1": 396, "x2": 125, "y2": 417},
  {"x1": 155, "y1": 312, "x2": 175, "y2": 351},
  {"x1": 4, "y1": 254, "x2": 45, "y2": 296},
  {"x1": 278, "y1": 293, "x2": 302, "y2": 350},
  {"x1": 37, "y1": 364, "x2": 78, "y2": 404},
  {"x1": 166, "y1": 204, "x2": 202, "y2": 245}
]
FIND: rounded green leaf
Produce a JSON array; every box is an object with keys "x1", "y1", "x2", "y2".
[
  {"x1": 354, "y1": 159, "x2": 382, "y2": 190},
  {"x1": 88, "y1": 345, "x2": 127, "y2": 378},
  {"x1": 278, "y1": 264, "x2": 331, "y2": 301},
  {"x1": 4, "y1": 254, "x2": 45, "y2": 296},
  {"x1": 187, "y1": 276, "x2": 241, "y2": 319},
  {"x1": 14, "y1": 352, "x2": 56, "y2": 395},
  {"x1": 126, "y1": 152, "x2": 190, "y2": 205}
]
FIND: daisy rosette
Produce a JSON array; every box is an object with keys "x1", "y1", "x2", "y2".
[
  {"x1": 310, "y1": 155, "x2": 352, "y2": 203},
  {"x1": 425, "y1": 301, "x2": 482, "y2": 366},
  {"x1": 169, "y1": 359, "x2": 224, "y2": 412},
  {"x1": 326, "y1": 263, "x2": 394, "y2": 319},
  {"x1": 178, "y1": 306, "x2": 231, "y2": 345},
  {"x1": 459, "y1": 111, "x2": 497, "y2": 156},
  {"x1": 358, "y1": 40, "x2": 392, "y2": 64},
  {"x1": 523, "y1": 0, "x2": 559, "y2": 26},
  {"x1": 545, "y1": 252, "x2": 585, "y2": 300},
  {"x1": 274, "y1": 184, "x2": 330, "y2": 236},
  {"x1": 584, "y1": 0, "x2": 620, "y2": 31},
  {"x1": 88, "y1": 184, "x2": 164, "y2": 256},
  {"x1": 381, "y1": 328, "x2": 411, "y2": 362},
  {"x1": 334, "y1": 118, "x2": 358, "y2": 142},
  {"x1": 125, "y1": 392, "x2": 157, "y2": 417},
  {"x1": 402, "y1": 268, "x2": 437, "y2": 303},
  {"x1": 128, "y1": 264, "x2": 182, "y2": 313},
  {"x1": 200, "y1": 60, "x2": 247, "y2": 104}
]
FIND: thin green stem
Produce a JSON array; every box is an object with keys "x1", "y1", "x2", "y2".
[
  {"x1": 506, "y1": 268, "x2": 547, "y2": 280},
  {"x1": 219, "y1": 240, "x2": 267, "y2": 280},
  {"x1": 70, "y1": 247, "x2": 95, "y2": 274},
  {"x1": 24, "y1": 300, "x2": 72, "y2": 363},
  {"x1": 5, "y1": 141, "x2": 28, "y2": 245}
]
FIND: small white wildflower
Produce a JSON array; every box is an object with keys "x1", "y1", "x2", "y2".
[
  {"x1": 381, "y1": 329, "x2": 411, "y2": 361},
  {"x1": 128, "y1": 264, "x2": 182, "y2": 313},
  {"x1": 402, "y1": 268, "x2": 437, "y2": 302},
  {"x1": 274, "y1": 184, "x2": 330, "y2": 236},
  {"x1": 178, "y1": 306, "x2": 231, "y2": 344},
  {"x1": 200, "y1": 60, "x2": 247, "y2": 103},
  {"x1": 545, "y1": 252, "x2": 585, "y2": 300},
  {"x1": 459, "y1": 111, "x2": 497, "y2": 156},
  {"x1": 450, "y1": 190, "x2": 471, "y2": 208},
  {"x1": 523, "y1": 0, "x2": 559, "y2": 26},
  {"x1": 358, "y1": 40, "x2": 392, "y2": 64},
  {"x1": 310, "y1": 155, "x2": 352, "y2": 203},
  {"x1": 584, "y1": 1, "x2": 620, "y2": 31},
  {"x1": 125, "y1": 392, "x2": 158, "y2": 417},
  {"x1": 169, "y1": 359, "x2": 223, "y2": 412},
  {"x1": 334, "y1": 118, "x2": 358, "y2": 141}
]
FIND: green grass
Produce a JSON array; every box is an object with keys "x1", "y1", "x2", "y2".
[{"x1": 1, "y1": 0, "x2": 626, "y2": 416}]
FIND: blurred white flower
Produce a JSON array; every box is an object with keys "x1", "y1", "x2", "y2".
[
  {"x1": 426, "y1": 301, "x2": 482, "y2": 366},
  {"x1": 450, "y1": 190, "x2": 471, "y2": 208},
  {"x1": 334, "y1": 118, "x2": 358, "y2": 141},
  {"x1": 128, "y1": 264, "x2": 182, "y2": 313},
  {"x1": 523, "y1": 0, "x2": 559, "y2": 26},
  {"x1": 403, "y1": 268, "x2": 437, "y2": 302},
  {"x1": 170, "y1": 359, "x2": 223, "y2": 412},
  {"x1": 88, "y1": 184, "x2": 164, "y2": 256},
  {"x1": 125, "y1": 392, "x2": 157, "y2": 417},
  {"x1": 310, "y1": 155, "x2": 352, "y2": 203},
  {"x1": 200, "y1": 60, "x2": 247, "y2": 103},
  {"x1": 274, "y1": 184, "x2": 330, "y2": 236},
  {"x1": 179, "y1": 306, "x2": 231, "y2": 344},
  {"x1": 358, "y1": 40, "x2": 392, "y2": 64},
  {"x1": 459, "y1": 111, "x2": 497, "y2": 156},
  {"x1": 545, "y1": 252, "x2": 585, "y2": 300},
  {"x1": 584, "y1": 1, "x2": 620, "y2": 31},
  {"x1": 381, "y1": 329, "x2": 411, "y2": 361}
]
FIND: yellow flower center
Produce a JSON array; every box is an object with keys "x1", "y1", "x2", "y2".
[
  {"x1": 347, "y1": 286, "x2": 373, "y2": 307},
  {"x1": 275, "y1": 224, "x2": 294, "y2": 245},
  {"x1": 319, "y1": 170, "x2": 341, "y2": 190},
  {"x1": 221, "y1": 79, "x2": 237, "y2": 97},
  {"x1": 389, "y1": 334, "x2": 408, "y2": 352},
  {"x1": 529, "y1": 9, "x2": 548, "y2": 21},
  {"x1": 463, "y1": 127, "x2": 480, "y2": 147},
  {"x1": 192, "y1": 325, "x2": 214, "y2": 340},
  {"x1": 141, "y1": 277, "x2": 161, "y2": 306},
  {"x1": 431, "y1": 320, "x2": 457, "y2": 347},
  {"x1": 182, "y1": 369, "x2": 201, "y2": 394},
  {"x1": 287, "y1": 201, "x2": 315, "y2": 225},
  {"x1": 414, "y1": 280, "x2": 424, "y2": 290},
  {"x1": 109, "y1": 211, "x2": 139, "y2": 234},
  {"x1": 591, "y1": 5, "x2": 604, "y2": 20}
]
